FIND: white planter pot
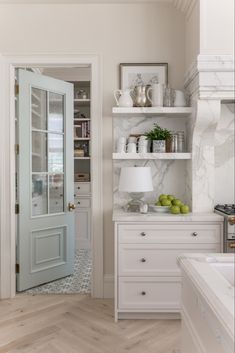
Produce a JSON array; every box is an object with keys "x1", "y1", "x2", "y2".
[{"x1": 152, "y1": 140, "x2": 166, "y2": 153}]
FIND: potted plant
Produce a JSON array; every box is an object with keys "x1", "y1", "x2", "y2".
[{"x1": 145, "y1": 124, "x2": 172, "y2": 152}]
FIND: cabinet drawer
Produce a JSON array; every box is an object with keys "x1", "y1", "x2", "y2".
[
  {"x1": 74, "y1": 182, "x2": 91, "y2": 196},
  {"x1": 119, "y1": 243, "x2": 221, "y2": 277},
  {"x1": 118, "y1": 224, "x2": 221, "y2": 244},
  {"x1": 118, "y1": 277, "x2": 181, "y2": 310},
  {"x1": 75, "y1": 197, "x2": 91, "y2": 208}
]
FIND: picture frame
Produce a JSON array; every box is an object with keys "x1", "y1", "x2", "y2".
[{"x1": 119, "y1": 63, "x2": 168, "y2": 90}]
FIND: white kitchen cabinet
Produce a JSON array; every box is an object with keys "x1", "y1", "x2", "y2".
[
  {"x1": 74, "y1": 182, "x2": 91, "y2": 250},
  {"x1": 114, "y1": 214, "x2": 223, "y2": 321}
]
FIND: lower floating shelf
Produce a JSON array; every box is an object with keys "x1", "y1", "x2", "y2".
[
  {"x1": 74, "y1": 157, "x2": 91, "y2": 160},
  {"x1": 112, "y1": 153, "x2": 192, "y2": 160}
]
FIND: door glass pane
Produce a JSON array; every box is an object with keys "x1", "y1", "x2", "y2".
[
  {"x1": 32, "y1": 132, "x2": 47, "y2": 172},
  {"x1": 32, "y1": 174, "x2": 48, "y2": 216},
  {"x1": 49, "y1": 174, "x2": 64, "y2": 213},
  {"x1": 31, "y1": 88, "x2": 47, "y2": 130},
  {"x1": 48, "y1": 92, "x2": 64, "y2": 132},
  {"x1": 48, "y1": 133, "x2": 64, "y2": 173}
]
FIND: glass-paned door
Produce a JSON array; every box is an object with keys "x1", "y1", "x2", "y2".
[{"x1": 17, "y1": 69, "x2": 74, "y2": 292}]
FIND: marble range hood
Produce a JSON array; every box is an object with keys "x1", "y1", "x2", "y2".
[{"x1": 185, "y1": 54, "x2": 235, "y2": 212}]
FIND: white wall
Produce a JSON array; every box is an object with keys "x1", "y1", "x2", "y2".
[
  {"x1": 185, "y1": 0, "x2": 200, "y2": 71},
  {"x1": 200, "y1": 0, "x2": 234, "y2": 55},
  {"x1": 0, "y1": 3, "x2": 185, "y2": 279}
]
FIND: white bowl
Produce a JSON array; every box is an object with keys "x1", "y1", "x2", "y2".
[{"x1": 150, "y1": 205, "x2": 170, "y2": 213}]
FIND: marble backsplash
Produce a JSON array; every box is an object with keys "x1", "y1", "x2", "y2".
[
  {"x1": 113, "y1": 116, "x2": 188, "y2": 152},
  {"x1": 113, "y1": 159, "x2": 189, "y2": 208},
  {"x1": 214, "y1": 102, "x2": 235, "y2": 204},
  {"x1": 113, "y1": 115, "x2": 190, "y2": 208}
]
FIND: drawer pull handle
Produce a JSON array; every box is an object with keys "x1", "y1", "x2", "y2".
[
  {"x1": 77, "y1": 186, "x2": 80, "y2": 190},
  {"x1": 141, "y1": 291, "x2": 146, "y2": 296},
  {"x1": 192, "y1": 232, "x2": 198, "y2": 237},
  {"x1": 77, "y1": 201, "x2": 80, "y2": 205},
  {"x1": 140, "y1": 258, "x2": 146, "y2": 263},
  {"x1": 140, "y1": 232, "x2": 146, "y2": 237}
]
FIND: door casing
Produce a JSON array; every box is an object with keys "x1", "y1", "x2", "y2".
[{"x1": 0, "y1": 53, "x2": 103, "y2": 298}]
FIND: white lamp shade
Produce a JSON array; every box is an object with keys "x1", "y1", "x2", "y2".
[{"x1": 119, "y1": 167, "x2": 153, "y2": 192}]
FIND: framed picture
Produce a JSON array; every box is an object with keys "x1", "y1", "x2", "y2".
[{"x1": 119, "y1": 63, "x2": 168, "y2": 89}]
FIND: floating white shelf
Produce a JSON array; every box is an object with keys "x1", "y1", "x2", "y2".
[
  {"x1": 112, "y1": 107, "x2": 193, "y2": 117},
  {"x1": 74, "y1": 99, "x2": 91, "y2": 105},
  {"x1": 112, "y1": 153, "x2": 192, "y2": 160},
  {"x1": 74, "y1": 157, "x2": 91, "y2": 160},
  {"x1": 74, "y1": 118, "x2": 91, "y2": 122},
  {"x1": 74, "y1": 137, "x2": 90, "y2": 140}
]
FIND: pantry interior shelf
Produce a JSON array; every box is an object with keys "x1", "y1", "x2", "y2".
[
  {"x1": 112, "y1": 107, "x2": 193, "y2": 117},
  {"x1": 74, "y1": 99, "x2": 91, "y2": 106},
  {"x1": 112, "y1": 153, "x2": 192, "y2": 160}
]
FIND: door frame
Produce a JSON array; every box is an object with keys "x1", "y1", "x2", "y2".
[{"x1": 0, "y1": 53, "x2": 103, "y2": 298}]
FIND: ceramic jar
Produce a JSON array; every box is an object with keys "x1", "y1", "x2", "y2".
[{"x1": 152, "y1": 140, "x2": 166, "y2": 153}]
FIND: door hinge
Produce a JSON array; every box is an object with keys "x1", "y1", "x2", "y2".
[
  {"x1": 15, "y1": 144, "x2": 19, "y2": 155},
  {"x1": 15, "y1": 204, "x2": 19, "y2": 214},
  {"x1": 15, "y1": 263, "x2": 20, "y2": 274},
  {"x1": 15, "y1": 84, "x2": 19, "y2": 96}
]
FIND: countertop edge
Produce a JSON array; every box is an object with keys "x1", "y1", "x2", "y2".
[{"x1": 112, "y1": 211, "x2": 224, "y2": 222}]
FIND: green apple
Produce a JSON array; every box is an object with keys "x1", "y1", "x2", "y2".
[
  {"x1": 159, "y1": 194, "x2": 167, "y2": 201},
  {"x1": 161, "y1": 198, "x2": 171, "y2": 206},
  {"x1": 172, "y1": 199, "x2": 182, "y2": 207},
  {"x1": 155, "y1": 201, "x2": 161, "y2": 206},
  {"x1": 167, "y1": 195, "x2": 175, "y2": 201},
  {"x1": 170, "y1": 205, "x2": 181, "y2": 214},
  {"x1": 180, "y1": 204, "x2": 190, "y2": 214}
]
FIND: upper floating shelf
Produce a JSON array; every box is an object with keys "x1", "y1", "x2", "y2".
[{"x1": 112, "y1": 107, "x2": 193, "y2": 117}]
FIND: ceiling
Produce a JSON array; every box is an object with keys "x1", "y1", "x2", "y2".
[{"x1": 0, "y1": 0, "x2": 195, "y2": 13}]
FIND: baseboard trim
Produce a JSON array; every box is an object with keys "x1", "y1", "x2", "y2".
[
  {"x1": 103, "y1": 274, "x2": 114, "y2": 298},
  {"x1": 117, "y1": 312, "x2": 181, "y2": 320}
]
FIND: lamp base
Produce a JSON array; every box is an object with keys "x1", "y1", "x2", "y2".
[{"x1": 124, "y1": 192, "x2": 144, "y2": 212}]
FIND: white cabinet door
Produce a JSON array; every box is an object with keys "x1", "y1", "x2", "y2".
[{"x1": 75, "y1": 208, "x2": 91, "y2": 249}]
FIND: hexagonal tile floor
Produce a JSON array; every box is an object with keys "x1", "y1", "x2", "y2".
[{"x1": 25, "y1": 249, "x2": 92, "y2": 294}]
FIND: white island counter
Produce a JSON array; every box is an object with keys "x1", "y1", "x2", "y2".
[{"x1": 178, "y1": 254, "x2": 235, "y2": 353}]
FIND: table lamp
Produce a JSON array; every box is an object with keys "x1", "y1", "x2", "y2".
[{"x1": 119, "y1": 166, "x2": 153, "y2": 212}]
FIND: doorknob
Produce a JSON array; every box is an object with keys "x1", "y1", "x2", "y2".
[{"x1": 68, "y1": 202, "x2": 76, "y2": 211}]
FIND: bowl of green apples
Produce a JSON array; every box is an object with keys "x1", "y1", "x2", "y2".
[{"x1": 151, "y1": 194, "x2": 190, "y2": 214}]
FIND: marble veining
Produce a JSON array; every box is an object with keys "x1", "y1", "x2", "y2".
[
  {"x1": 214, "y1": 103, "x2": 235, "y2": 204},
  {"x1": 178, "y1": 253, "x2": 235, "y2": 337},
  {"x1": 113, "y1": 159, "x2": 188, "y2": 208},
  {"x1": 113, "y1": 115, "x2": 189, "y2": 208}
]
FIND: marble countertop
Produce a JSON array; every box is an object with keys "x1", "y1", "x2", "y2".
[
  {"x1": 178, "y1": 253, "x2": 235, "y2": 340},
  {"x1": 113, "y1": 209, "x2": 224, "y2": 222}
]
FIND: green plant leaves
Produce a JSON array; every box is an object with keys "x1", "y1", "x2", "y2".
[{"x1": 145, "y1": 124, "x2": 172, "y2": 141}]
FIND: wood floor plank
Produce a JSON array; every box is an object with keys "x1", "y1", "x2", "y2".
[{"x1": 0, "y1": 295, "x2": 181, "y2": 353}]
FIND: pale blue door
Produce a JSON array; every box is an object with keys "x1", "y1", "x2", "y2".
[{"x1": 17, "y1": 69, "x2": 75, "y2": 291}]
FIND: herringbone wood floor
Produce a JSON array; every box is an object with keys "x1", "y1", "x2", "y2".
[{"x1": 0, "y1": 295, "x2": 181, "y2": 353}]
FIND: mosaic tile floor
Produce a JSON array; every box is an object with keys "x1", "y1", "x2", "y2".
[{"x1": 25, "y1": 249, "x2": 92, "y2": 294}]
